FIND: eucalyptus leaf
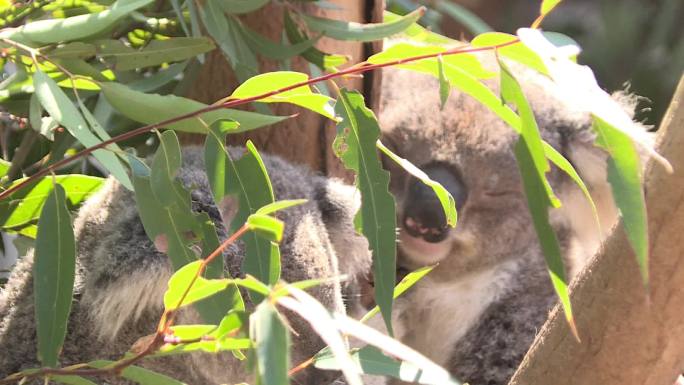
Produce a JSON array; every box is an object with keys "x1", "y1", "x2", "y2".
[
  {"x1": 34, "y1": 184, "x2": 75, "y2": 367},
  {"x1": 360, "y1": 265, "x2": 434, "y2": 323},
  {"x1": 471, "y1": 32, "x2": 548, "y2": 75},
  {"x1": 301, "y1": 7, "x2": 424, "y2": 42},
  {"x1": 240, "y1": 22, "x2": 320, "y2": 61},
  {"x1": 163, "y1": 260, "x2": 231, "y2": 310},
  {"x1": 283, "y1": 10, "x2": 348, "y2": 70},
  {"x1": 220, "y1": 0, "x2": 269, "y2": 14},
  {"x1": 230, "y1": 71, "x2": 337, "y2": 120},
  {"x1": 0, "y1": 175, "x2": 104, "y2": 230},
  {"x1": 247, "y1": 213, "x2": 284, "y2": 243},
  {"x1": 33, "y1": 70, "x2": 132, "y2": 189},
  {"x1": 96, "y1": 37, "x2": 215, "y2": 71},
  {"x1": 252, "y1": 301, "x2": 290, "y2": 385},
  {"x1": 101, "y1": 82, "x2": 288, "y2": 133},
  {"x1": 255, "y1": 199, "x2": 307, "y2": 215},
  {"x1": 0, "y1": 0, "x2": 154, "y2": 45},
  {"x1": 334, "y1": 89, "x2": 396, "y2": 336},
  {"x1": 88, "y1": 361, "x2": 187, "y2": 385}
]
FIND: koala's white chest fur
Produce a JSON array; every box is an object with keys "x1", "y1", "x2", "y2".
[{"x1": 393, "y1": 260, "x2": 519, "y2": 367}]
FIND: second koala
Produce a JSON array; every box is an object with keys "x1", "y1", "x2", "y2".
[{"x1": 0, "y1": 146, "x2": 371, "y2": 385}]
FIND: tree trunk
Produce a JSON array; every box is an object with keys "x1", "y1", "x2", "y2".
[
  {"x1": 184, "y1": 1, "x2": 385, "y2": 179},
  {"x1": 509, "y1": 75, "x2": 684, "y2": 385}
]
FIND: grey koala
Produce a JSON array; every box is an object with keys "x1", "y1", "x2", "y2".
[
  {"x1": 0, "y1": 146, "x2": 371, "y2": 385},
  {"x1": 376, "y1": 51, "x2": 631, "y2": 385}
]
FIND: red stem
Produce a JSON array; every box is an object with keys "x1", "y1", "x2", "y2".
[{"x1": 0, "y1": 39, "x2": 519, "y2": 201}]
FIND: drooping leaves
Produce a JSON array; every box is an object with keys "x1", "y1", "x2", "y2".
[
  {"x1": 33, "y1": 183, "x2": 75, "y2": 367},
  {"x1": 163, "y1": 260, "x2": 230, "y2": 310},
  {"x1": 471, "y1": 32, "x2": 548, "y2": 75},
  {"x1": 204, "y1": 134, "x2": 279, "y2": 294},
  {"x1": 88, "y1": 361, "x2": 187, "y2": 385},
  {"x1": 499, "y1": 60, "x2": 576, "y2": 338},
  {"x1": 33, "y1": 69, "x2": 132, "y2": 190},
  {"x1": 334, "y1": 89, "x2": 396, "y2": 336},
  {"x1": 301, "y1": 7, "x2": 424, "y2": 42},
  {"x1": 283, "y1": 10, "x2": 348, "y2": 71}
]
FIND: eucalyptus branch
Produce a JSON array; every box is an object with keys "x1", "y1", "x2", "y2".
[{"x1": 0, "y1": 38, "x2": 519, "y2": 201}]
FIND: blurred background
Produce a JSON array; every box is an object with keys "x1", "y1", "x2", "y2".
[{"x1": 387, "y1": 0, "x2": 684, "y2": 127}]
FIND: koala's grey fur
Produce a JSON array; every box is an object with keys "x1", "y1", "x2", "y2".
[
  {"x1": 376, "y1": 49, "x2": 636, "y2": 385},
  {"x1": 0, "y1": 147, "x2": 371, "y2": 385}
]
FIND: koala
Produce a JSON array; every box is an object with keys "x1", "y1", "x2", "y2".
[
  {"x1": 0, "y1": 146, "x2": 371, "y2": 385},
  {"x1": 376, "y1": 51, "x2": 629, "y2": 385}
]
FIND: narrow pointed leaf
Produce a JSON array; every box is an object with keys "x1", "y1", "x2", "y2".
[
  {"x1": 593, "y1": 117, "x2": 649, "y2": 284},
  {"x1": 360, "y1": 265, "x2": 434, "y2": 323},
  {"x1": 34, "y1": 184, "x2": 75, "y2": 367},
  {"x1": 33, "y1": 70, "x2": 132, "y2": 189},
  {"x1": 101, "y1": 82, "x2": 287, "y2": 133},
  {"x1": 240, "y1": 23, "x2": 319, "y2": 61},
  {"x1": 301, "y1": 7, "x2": 425, "y2": 42},
  {"x1": 283, "y1": 10, "x2": 348, "y2": 70},
  {"x1": 255, "y1": 199, "x2": 307, "y2": 215},
  {"x1": 164, "y1": 261, "x2": 231, "y2": 310},
  {"x1": 89, "y1": 361, "x2": 187, "y2": 385},
  {"x1": 334, "y1": 89, "x2": 396, "y2": 336},
  {"x1": 252, "y1": 301, "x2": 290, "y2": 385},
  {"x1": 247, "y1": 213, "x2": 284, "y2": 243},
  {"x1": 471, "y1": 32, "x2": 548, "y2": 75},
  {"x1": 219, "y1": 0, "x2": 269, "y2": 14},
  {"x1": 96, "y1": 37, "x2": 215, "y2": 71}
]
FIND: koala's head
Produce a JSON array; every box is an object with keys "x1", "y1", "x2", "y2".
[{"x1": 379, "y1": 53, "x2": 624, "y2": 280}]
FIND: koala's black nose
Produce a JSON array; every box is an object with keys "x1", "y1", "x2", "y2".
[{"x1": 401, "y1": 163, "x2": 467, "y2": 243}]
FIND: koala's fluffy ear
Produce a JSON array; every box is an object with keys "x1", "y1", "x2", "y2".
[{"x1": 313, "y1": 178, "x2": 372, "y2": 314}]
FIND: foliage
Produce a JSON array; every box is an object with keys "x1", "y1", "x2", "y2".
[{"x1": 0, "y1": 0, "x2": 666, "y2": 384}]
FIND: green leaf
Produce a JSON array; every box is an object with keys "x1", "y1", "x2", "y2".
[
  {"x1": 34, "y1": 183, "x2": 75, "y2": 367},
  {"x1": 383, "y1": 11, "x2": 453, "y2": 45},
  {"x1": 360, "y1": 265, "x2": 434, "y2": 324},
  {"x1": 252, "y1": 301, "x2": 290, "y2": 385},
  {"x1": 315, "y1": 346, "x2": 460, "y2": 385},
  {"x1": 0, "y1": 175, "x2": 104, "y2": 230},
  {"x1": 164, "y1": 260, "x2": 230, "y2": 310},
  {"x1": 247, "y1": 213, "x2": 284, "y2": 243},
  {"x1": 283, "y1": 10, "x2": 348, "y2": 71},
  {"x1": 471, "y1": 32, "x2": 548, "y2": 75},
  {"x1": 200, "y1": 0, "x2": 258, "y2": 82},
  {"x1": 150, "y1": 130, "x2": 183, "y2": 206},
  {"x1": 52, "y1": 375, "x2": 98, "y2": 385},
  {"x1": 230, "y1": 71, "x2": 337, "y2": 120},
  {"x1": 376, "y1": 140, "x2": 456, "y2": 227},
  {"x1": 169, "y1": 324, "x2": 217, "y2": 340},
  {"x1": 334, "y1": 89, "x2": 396, "y2": 336},
  {"x1": 47, "y1": 42, "x2": 96, "y2": 59},
  {"x1": 33, "y1": 70, "x2": 132, "y2": 189},
  {"x1": 541, "y1": 0, "x2": 562, "y2": 16},
  {"x1": 437, "y1": 56, "x2": 450, "y2": 110},
  {"x1": 156, "y1": 337, "x2": 251, "y2": 356},
  {"x1": 301, "y1": 7, "x2": 425, "y2": 42},
  {"x1": 255, "y1": 199, "x2": 307, "y2": 215},
  {"x1": 593, "y1": 116, "x2": 649, "y2": 284},
  {"x1": 0, "y1": 158, "x2": 10, "y2": 178},
  {"x1": 433, "y1": 0, "x2": 492, "y2": 36},
  {"x1": 219, "y1": 0, "x2": 269, "y2": 14},
  {"x1": 204, "y1": 132, "x2": 280, "y2": 292},
  {"x1": 88, "y1": 361, "x2": 187, "y2": 385},
  {"x1": 0, "y1": 0, "x2": 154, "y2": 45},
  {"x1": 96, "y1": 37, "x2": 215, "y2": 71},
  {"x1": 240, "y1": 23, "x2": 320, "y2": 61},
  {"x1": 100, "y1": 82, "x2": 288, "y2": 133},
  {"x1": 500, "y1": 62, "x2": 575, "y2": 336}
]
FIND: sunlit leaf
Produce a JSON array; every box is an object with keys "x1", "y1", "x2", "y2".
[
  {"x1": 540, "y1": 0, "x2": 562, "y2": 16},
  {"x1": 499, "y1": 60, "x2": 575, "y2": 337},
  {"x1": 383, "y1": 11, "x2": 453, "y2": 45},
  {"x1": 247, "y1": 213, "x2": 284, "y2": 243},
  {"x1": 301, "y1": 7, "x2": 424, "y2": 42},
  {"x1": 255, "y1": 199, "x2": 307, "y2": 215},
  {"x1": 593, "y1": 117, "x2": 649, "y2": 284},
  {"x1": 0, "y1": 175, "x2": 104, "y2": 230},
  {"x1": 360, "y1": 265, "x2": 434, "y2": 323},
  {"x1": 230, "y1": 71, "x2": 337, "y2": 120},
  {"x1": 471, "y1": 32, "x2": 548, "y2": 75},
  {"x1": 34, "y1": 184, "x2": 75, "y2": 367},
  {"x1": 334, "y1": 89, "x2": 396, "y2": 335},
  {"x1": 164, "y1": 260, "x2": 231, "y2": 310}
]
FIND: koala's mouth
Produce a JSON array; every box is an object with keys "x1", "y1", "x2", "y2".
[{"x1": 398, "y1": 229, "x2": 453, "y2": 268}]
